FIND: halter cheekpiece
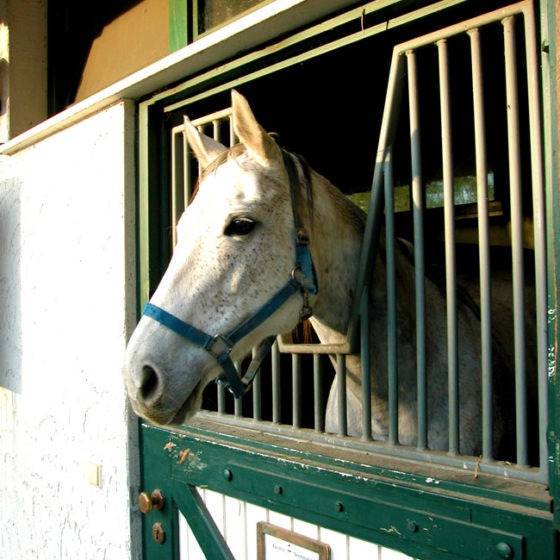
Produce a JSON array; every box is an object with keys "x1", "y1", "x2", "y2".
[{"x1": 142, "y1": 149, "x2": 318, "y2": 398}]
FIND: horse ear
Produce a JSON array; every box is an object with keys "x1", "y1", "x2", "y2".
[
  {"x1": 183, "y1": 116, "x2": 227, "y2": 169},
  {"x1": 231, "y1": 90, "x2": 281, "y2": 167}
]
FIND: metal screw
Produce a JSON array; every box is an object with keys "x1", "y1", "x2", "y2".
[
  {"x1": 274, "y1": 484, "x2": 283, "y2": 495},
  {"x1": 496, "y1": 542, "x2": 514, "y2": 559},
  {"x1": 335, "y1": 501, "x2": 344, "y2": 512},
  {"x1": 223, "y1": 469, "x2": 233, "y2": 481},
  {"x1": 152, "y1": 522, "x2": 166, "y2": 545}
]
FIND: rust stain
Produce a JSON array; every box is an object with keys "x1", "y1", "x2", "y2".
[{"x1": 177, "y1": 448, "x2": 190, "y2": 464}]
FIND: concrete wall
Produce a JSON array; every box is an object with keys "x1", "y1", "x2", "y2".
[{"x1": 0, "y1": 101, "x2": 140, "y2": 559}]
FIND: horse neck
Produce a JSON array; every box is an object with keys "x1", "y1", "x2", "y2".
[{"x1": 307, "y1": 172, "x2": 366, "y2": 341}]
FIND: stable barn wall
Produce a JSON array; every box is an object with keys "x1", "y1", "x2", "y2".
[{"x1": 0, "y1": 101, "x2": 140, "y2": 559}]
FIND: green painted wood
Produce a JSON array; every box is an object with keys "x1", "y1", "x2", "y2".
[
  {"x1": 173, "y1": 484, "x2": 236, "y2": 559},
  {"x1": 139, "y1": 421, "x2": 179, "y2": 559},
  {"x1": 169, "y1": 0, "x2": 189, "y2": 52},
  {"x1": 150, "y1": 0, "x2": 466, "y2": 110},
  {"x1": 540, "y1": 0, "x2": 560, "y2": 532},
  {"x1": 142, "y1": 422, "x2": 557, "y2": 560}
]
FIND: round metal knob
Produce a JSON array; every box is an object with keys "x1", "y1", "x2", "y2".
[{"x1": 138, "y1": 489, "x2": 165, "y2": 514}]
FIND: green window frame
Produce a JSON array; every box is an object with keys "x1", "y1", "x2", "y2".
[{"x1": 138, "y1": 1, "x2": 560, "y2": 557}]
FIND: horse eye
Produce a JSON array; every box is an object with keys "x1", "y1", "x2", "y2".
[{"x1": 224, "y1": 216, "x2": 256, "y2": 237}]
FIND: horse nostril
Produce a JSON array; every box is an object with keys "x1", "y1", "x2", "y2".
[{"x1": 140, "y1": 365, "x2": 160, "y2": 403}]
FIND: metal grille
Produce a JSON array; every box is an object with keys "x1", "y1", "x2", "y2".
[{"x1": 169, "y1": 1, "x2": 547, "y2": 483}]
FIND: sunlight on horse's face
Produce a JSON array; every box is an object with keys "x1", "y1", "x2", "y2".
[{"x1": 124, "y1": 151, "x2": 303, "y2": 425}]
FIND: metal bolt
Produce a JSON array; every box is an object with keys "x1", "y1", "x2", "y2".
[
  {"x1": 274, "y1": 484, "x2": 283, "y2": 495},
  {"x1": 223, "y1": 469, "x2": 233, "y2": 481},
  {"x1": 138, "y1": 491, "x2": 153, "y2": 515},
  {"x1": 138, "y1": 489, "x2": 165, "y2": 514},
  {"x1": 496, "y1": 542, "x2": 514, "y2": 559},
  {"x1": 151, "y1": 489, "x2": 165, "y2": 511},
  {"x1": 152, "y1": 522, "x2": 166, "y2": 545},
  {"x1": 335, "y1": 501, "x2": 344, "y2": 512},
  {"x1": 407, "y1": 520, "x2": 419, "y2": 533}
]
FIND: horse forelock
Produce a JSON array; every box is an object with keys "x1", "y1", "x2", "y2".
[{"x1": 191, "y1": 141, "x2": 364, "y2": 241}]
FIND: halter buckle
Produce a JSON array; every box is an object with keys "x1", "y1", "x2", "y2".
[
  {"x1": 296, "y1": 228, "x2": 310, "y2": 245},
  {"x1": 205, "y1": 334, "x2": 234, "y2": 362}
]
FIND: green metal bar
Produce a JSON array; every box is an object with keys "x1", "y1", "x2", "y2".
[
  {"x1": 523, "y1": 0, "x2": 549, "y2": 480},
  {"x1": 347, "y1": 50, "x2": 406, "y2": 350},
  {"x1": 438, "y1": 38, "x2": 459, "y2": 455},
  {"x1": 272, "y1": 341, "x2": 281, "y2": 424},
  {"x1": 173, "y1": 484, "x2": 235, "y2": 560},
  {"x1": 406, "y1": 48, "x2": 427, "y2": 451},
  {"x1": 252, "y1": 346, "x2": 262, "y2": 421},
  {"x1": 313, "y1": 354, "x2": 324, "y2": 432},
  {"x1": 360, "y1": 287, "x2": 372, "y2": 441},
  {"x1": 336, "y1": 354, "x2": 347, "y2": 436},
  {"x1": 384, "y1": 150, "x2": 398, "y2": 446},
  {"x1": 469, "y1": 26, "x2": 493, "y2": 461},
  {"x1": 292, "y1": 354, "x2": 301, "y2": 428},
  {"x1": 503, "y1": 15, "x2": 528, "y2": 466}
]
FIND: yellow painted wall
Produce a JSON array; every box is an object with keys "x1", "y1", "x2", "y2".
[{"x1": 75, "y1": 0, "x2": 168, "y2": 102}]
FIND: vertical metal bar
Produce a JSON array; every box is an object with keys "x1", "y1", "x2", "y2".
[
  {"x1": 360, "y1": 287, "x2": 372, "y2": 441},
  {"x1": 229, "y1": 114, "x2": 236, "y2": 146},
  {"x1": 171, "y1": 131, "x2": 181, "y2": 247},
  {"x1": 347, "y1": 52, "x2": 407, "y2": 349},
  {"x1": 522, "y1": 1, "x2": 548, "y2": 476},
  {"x1": 213, "y1": 119, "x2": 221, "y2": 142},
  {"x1": 184, "y1": 127, "x2": 192, "y2": 204},
  {"x1": 438, "y1": 39, "x2": 459, "y2": 455},
  {"x1": 313, "y1": 354, "x2": 324, "y2": 432},
  {"x1": 336, "y1": 354, "x2": 347, "y2": 436},
  {"x1": 252, "y1": 347, "x2": 262, "y2": 421},
  {"x1": 384, "y1": 150, "x2": 399, "y2": 446},
  {"x1": 271, "y1": 341, "x2": 281, "y2": 424},
  {"x1": 469, "y1": 27, "x2": 494, "y2": 460},
  {"x1": 217, "y1": 382, "x2": 226, "y2": 414},
  {"x1": 234, "y1": 360, "x2": 242, "y2": 417},
  {"x1": 292, "y1": 354, "x2": 301, "y2": 428},
  {"x1": 407, "y1": 49, "x2": 427, "y2": 450},
  {"x1": 503, "y1": 15, "x2": 528, "y2": 466}
]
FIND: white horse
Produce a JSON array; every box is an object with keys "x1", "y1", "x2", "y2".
[{"x1": 123, "y1": 90, "x2": 497, "y2": 455}]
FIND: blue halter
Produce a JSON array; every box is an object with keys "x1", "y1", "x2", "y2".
[{"x1": 142, "y1": 150, "x2": 318, "y2": 398}]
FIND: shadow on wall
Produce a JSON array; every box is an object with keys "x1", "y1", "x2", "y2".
[{"x1": 0, "y1": 177, "x2": 22, "y2": 393}]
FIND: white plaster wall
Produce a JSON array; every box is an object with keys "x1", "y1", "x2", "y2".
[{"x1": 0, "y1": 101, "x2": 140, "y2": 559}]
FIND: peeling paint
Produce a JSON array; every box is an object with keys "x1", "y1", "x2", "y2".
[
  {"x1": 425, "y1": 477, "x2": 440, "y2": 485},
  {"x1": 379, "y1": 525, "x2": 402, "y2": 536}
]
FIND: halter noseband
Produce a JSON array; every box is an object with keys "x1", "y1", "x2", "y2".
[{"x1": 142, "y1": 150, "x2": 318, "y2": 398}]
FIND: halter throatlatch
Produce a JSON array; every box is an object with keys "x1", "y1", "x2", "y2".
[{"x1": 142, "y1": 149, "x2": 318, "y2": 398}]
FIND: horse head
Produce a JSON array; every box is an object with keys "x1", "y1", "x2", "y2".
[{"x1": 123, "y1": 91, "x2": 318, "y2": 425}]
